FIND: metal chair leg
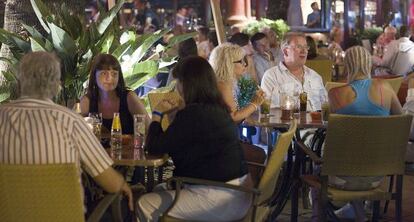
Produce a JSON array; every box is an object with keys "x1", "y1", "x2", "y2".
[{"x1": 383, "y1": 175, "x2": 394, "y2": 214}]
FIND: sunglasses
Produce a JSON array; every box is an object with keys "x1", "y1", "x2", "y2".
[{"x1": 233, "y1": 56, "x2": 248, "y2": 67}]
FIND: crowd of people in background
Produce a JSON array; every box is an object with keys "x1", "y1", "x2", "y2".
[{"x1": 5, "y1": 1, "x2": 414, "y2": 221}]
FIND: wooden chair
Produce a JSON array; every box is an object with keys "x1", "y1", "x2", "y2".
[
  {"x1": 325, "y1": 81, "x2": 346, "y2": 93},
  {"x1": 0, "y1": 164, "x2": 122, "y2": 222},
  {"x1": 160, "y1": 120, "x2": 297, "y2": 222},
  {"x1": 298, "y1": 114, "x2": 412, "y2": 222}
]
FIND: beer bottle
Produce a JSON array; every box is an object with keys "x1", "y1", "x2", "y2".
[{"x1": 111, "y1": 113, "x2": 122, "y2": 152}]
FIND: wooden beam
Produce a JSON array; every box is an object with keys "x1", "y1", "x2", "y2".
[
  {"x1": 210, "y1": 0, "x2": 226, "y2": 45},
  {"x1": 108, "y1": 0, "x2": 115, "y2": 10}
]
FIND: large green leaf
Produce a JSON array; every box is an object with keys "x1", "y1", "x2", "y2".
[
  {"x1": 30, "y1": 0, "x2": 51, "y2": 33},
  {"x1": 22, "y1": 23, "x2": 44, "y2": 40},
  {"x1": 48, "y1": 22, "x2": 76, "y2": 56},
  {"x1": 166, "y1": 32, "x2": 197, "y2": 48},
  {"x1": 2, "y1": 69, "x2": 17, "y2": 82},
  {"x1": 29, "y1": 37, "x2": 47, "y2": 52},
  {"x1": 96, "y1": 0, "x2": 125, "y2": 35},
  {"x1": 0, "y1": 28, "x2": 31, "y2": 53},
  {"x1": 124, "y1": 60, "x2": 158, "y2": 90},
  {"x1": 95, "y1": 28, "x2": 115, "y2": 54},
  {"x1": 112, "y1": 43, "x2": 132, "y2": 60},
  {"x1": 0, "y1": 90, "x2": 11, "y2": 103},
  {"x1": 159, "y1": 56, "x2": 178, "y2": 69},
  {"x1": 59, "y1": 3, "x2": 83, "y2": 40},
  {"x1": 78, "y1": 28, "x2": 91, "y2": 53},
  {"x1": 123, "y1": 29, "x2": 170, "y2": 69}
]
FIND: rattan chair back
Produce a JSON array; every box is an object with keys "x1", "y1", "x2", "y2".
[
  {"x1": 256, "y1": 120, "x2": 297, "y2": 205},
  {"x1": 322, "y1": 114, "x2": 412, "y2": 177},
  {"x1": 0, "y1": 163, "x2": 84, "y2": 222},
  {"x1": 305, "y1": 59, "x2": 333, "y2": 84},
  {"x1": 383, "y1": 77, "x2": 404, "y2": 94}
]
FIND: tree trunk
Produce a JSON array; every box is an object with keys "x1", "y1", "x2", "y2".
[
  {"x1": 266, "y1": 0, "x2": 289, "y2": 20},
  {"x1": 0, "y1": 0, "x2": 6, "y2": 28},
  {"x1": 0, "y1": 0, "x2": 86, "y2": 83}
]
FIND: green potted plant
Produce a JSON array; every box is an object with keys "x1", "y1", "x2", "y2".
[
  {"x1": 244, "y1": 18, "x2": 290, "y2": 40},
  {"x1": 0, "y1": 0, "x2": 195, "y2": 106}
]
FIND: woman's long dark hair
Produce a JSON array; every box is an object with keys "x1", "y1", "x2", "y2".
[
  {"x1": 172, "y1": 56, "x2": 229, "y2": 112},
  {"x1": 86, "y1": 54, "x2": 128, "y2": 101}
]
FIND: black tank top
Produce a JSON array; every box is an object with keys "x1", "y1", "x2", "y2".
[{"x1": 89, "y1": 90, "x2": 134, "y2": 134}]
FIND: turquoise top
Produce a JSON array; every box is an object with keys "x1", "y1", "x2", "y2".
[{"x1": 336, "y1": 79, "x2": 389, "y2": 116}]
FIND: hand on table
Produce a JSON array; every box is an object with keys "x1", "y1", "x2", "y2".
[{"x1": 251, "y1": 88, "x2": 266, "y2": 106}]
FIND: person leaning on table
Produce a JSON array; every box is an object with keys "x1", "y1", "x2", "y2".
[
  {"x1": 0, "y1": 52, "x2": 133, "y2": 214},
  {"x1": 136, "y1": 56, "x2": 252, "y2": 221}
]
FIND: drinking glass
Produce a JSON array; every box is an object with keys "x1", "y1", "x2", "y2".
[
  {"x1": 134, "y1": 114, "x2": 146, "y2": 150},
  {"x1": 321, "y1": 102, "x2": 330, "y2": 124},
  {"x1": 88, "y1": 113, "x2": 102, "y2": 140}
]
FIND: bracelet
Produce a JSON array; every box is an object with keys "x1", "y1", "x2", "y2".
[
  {"x1": 152, "y1": 110, "x2": 164, "y2": 118},
  {"x1": 249, "y1": 102, "x2": 258, "y2": 111}
]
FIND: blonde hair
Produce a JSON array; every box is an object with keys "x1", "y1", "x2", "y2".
[
  {"x1": 18, "y1": 52, "x2": 61, "y2": 99},
  {"x1": 209, "y1": 43, "x2": 244, "y2": 82},
  {"x1": 344, "y1": 46, "x2": 372, "y2": 82}
]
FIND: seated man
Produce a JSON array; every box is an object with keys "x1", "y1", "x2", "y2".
[
  {"x1": 0, "y1": 52, "x2": 133, "y2": 215},
  {"x1": 373, "y1": 25, "x2": 414, "y2": 77},
  {"x1": 261, "y1": 32, "x2": 327, "y2": 111},
  {"x1": 251, "y1": 32, "x2": 278, "y2": 84}
]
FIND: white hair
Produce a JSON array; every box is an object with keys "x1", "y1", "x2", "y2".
[
  {"x1": 18, "y1": 52, "x2": 61, "y2": 99},
  {"x1": 209, "y1": 43, "x2": 244, "y2": 82}
]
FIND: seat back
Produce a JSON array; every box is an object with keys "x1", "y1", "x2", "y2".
[
  {"x1": 0, "y1": 164, "x2": 84, "y2": 222},
  {"x1": 383, "y1": 77, "x2": 403, "y2": 94},
  {"x1": 325, "y1": 81, "x2": 346, "y2": 92},
  {"x1": 256, "y1": 120, "x2": 297, "y2": 205},
  {"x1": 148, "y1": 90, "x2": 181, "y2": 130},
  {"x1": 322, "y1": 114, "x2": 412, "y2": 177},
  {"x1": 306, "y1": 59, "x2": 334, "y2": 84}
]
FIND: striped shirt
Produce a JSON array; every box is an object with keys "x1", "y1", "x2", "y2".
[{"x1": 0, "y1": 98, "x2": 113, "y2": 177}]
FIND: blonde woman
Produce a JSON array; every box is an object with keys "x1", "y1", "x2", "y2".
[
  {"x1": 329, "y1": 46, "x2": 402, "y2": 115},
  {"x1": 313, "y1": 46, "x2": 402, "y2": 221},
  {"x1": 209, "y1": 43, "x2": 265, "y2": 123}
]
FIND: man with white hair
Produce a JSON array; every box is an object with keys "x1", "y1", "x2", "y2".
[
  {"x1": 0, "y1": 52, "x2": 133, "y2": 215},
  {"x1": 261, "y1": 32, "x2": 327, "y2": 111},
  {"x1": 373, "y1": 25, "x2": 414, "y2": 76}
]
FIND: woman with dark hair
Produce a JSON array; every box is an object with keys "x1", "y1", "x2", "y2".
[
  {"x1": 80, "y1": 54, "x2": 150, "y2": 134},
  {"x1": 166, "y1": 38, "x2": 198, "y2": 85},
  {"x1": 137, "y1": 56, "x2": 251, "y2": 221},
  {"x1": 306, "y1": 36, "x2": 318, "y2": 60}
]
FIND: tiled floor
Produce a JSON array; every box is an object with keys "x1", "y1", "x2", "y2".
[{"x1": 276, "y1": 175, "x2": 414, "y2": 222}]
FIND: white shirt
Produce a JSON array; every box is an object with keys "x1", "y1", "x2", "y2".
[
  {"x1": 0, "y1": 98, "x2": 113, "y2": 176},
  {"x1": 261, "y1": 62, "x2": 327, "y2": 111},
  {"x1": 374, "y1": 37, "x2": 414, "y2": 76}
]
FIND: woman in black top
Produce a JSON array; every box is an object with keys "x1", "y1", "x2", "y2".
[
  {"x1": 80, "y1": 54, "x2": 149, "y2": 134},
  {"x1": 137, "y1": 56, "x2": 251, "y2": 221}
]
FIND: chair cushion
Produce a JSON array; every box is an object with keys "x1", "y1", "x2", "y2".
[{"x1": 301, "y1": 175, "x2": 392, "y2": 202}]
